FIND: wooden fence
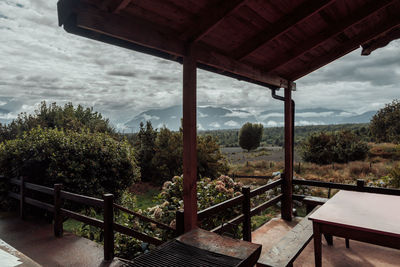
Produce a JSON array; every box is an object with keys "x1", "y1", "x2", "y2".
[{"x1": 3, "y1": 176, "x2": 174, "y2": 262}]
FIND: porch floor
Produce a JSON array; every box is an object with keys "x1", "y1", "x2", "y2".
[
  {"x1": 253, "y1": 217, "x2": 400, "y2": 266},
  {"x1": 0, "y1": 212, "x2": 123, "y2": 267}
]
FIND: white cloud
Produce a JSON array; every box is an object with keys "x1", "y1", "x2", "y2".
[
  {"x1": 209, "y1": 122, "x2": 221, "y2": 128},
  {"x1": 141, "y1": 114, "x2": 160, "y2": 121},
  {"x1": 225, "y1": 111, "x2": 252, "y2": 118},
  {"x1": 224, "y1": 120, "x2": 239, "y2": 127},
  {"x1": 296, "y1": 112, "x2": 334, "y2": 118},
  {"x1": 0, "y1": 0, "x2": 399, "y2": 128}
]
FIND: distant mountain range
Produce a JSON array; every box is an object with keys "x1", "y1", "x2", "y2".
[{"x1": 125, "y1": 106, "x2": 376, "y2": 132}]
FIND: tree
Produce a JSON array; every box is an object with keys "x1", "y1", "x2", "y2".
[
  {"x1": 0, "y1": 101, "x2": 116, "y2": 142},
  {"x1": 239, "y1": 122, "x2": 263, "y2": 151},
  {"x1": 134, "y1": 122, "x2": 228, "y2": 185},
  {"x1": 135, "y1": 121, "x2": 157, "y2": 182},
  {"x1": 370, "y1": 99, "x2": 400, "y2": 144}
]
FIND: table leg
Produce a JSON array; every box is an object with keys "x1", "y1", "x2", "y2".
[{"x1": 313, "y1": 222, "x2": 322, "y2": 267}]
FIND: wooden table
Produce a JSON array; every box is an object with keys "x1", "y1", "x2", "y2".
[
  {"x1": 309, "y1": 190, "x2": 400, "y2": 267},
  {"x1": 129, "y1": 228, "x2": 262, "y2": 266}
]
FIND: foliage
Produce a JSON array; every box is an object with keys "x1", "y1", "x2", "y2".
[
  {"x1": 388, "y1": 164, "x2": 400, "y2": 188},
  {"x1": 370, "y1": 99, "x2": 400, "y2": 143},
  {"x1": 200, "y1": 123, "x2": 370, "y2": 147},
  {"x1": 239, "y1": 123, "x2": 263, "y2": 151},
  {"x1": 133, "y1": 122, "x2": 228, "y2": 185},
  {"x1": 0, "y1": 101, "x2": 116, "y2": 142},
  {"x1": 301, "y1": 130, "x2": 369, "y2": 164},
  {"x1": 0, "y1": 127, "x2": 139, "y2": 200},
  {"x1": 368, "y1": 143, "x2": 400, "y2": 160},
  {"x1": 135, "y1": 122, "x2": 157, "y2": 182}
]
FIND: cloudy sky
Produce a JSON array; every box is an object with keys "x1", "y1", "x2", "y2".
[{"x1": 0, "y1": 0, "x2": 399, "y2": 130}]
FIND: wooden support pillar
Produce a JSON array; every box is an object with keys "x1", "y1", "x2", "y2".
[
  {"x1": 54, "y1": 184, "x2": 64, "y2": 237},
  {"x1": 103, "y1": 193, "x2": 114, "y2": 261},
  {"x1": 282, "y1": 84, "x2": 293, "y2": 221},
  {"x1": 182, "y1": 45, "x2": 198, "y2": 232}
]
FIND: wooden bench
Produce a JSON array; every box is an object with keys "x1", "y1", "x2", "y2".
[
  {"x1": 257, "y1": 206, "x2": 319, "y2": 267},
  {"x1": 303, "y1": 196, "x2": 350, "y2": 248}
]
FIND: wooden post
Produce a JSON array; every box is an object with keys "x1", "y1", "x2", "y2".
[
  {"x1": 357, "y1": 179, "x2": 365, "y2": 191},
  {"x1": 282, "y1": 85, "x2": 293, "y2": 221},
  {"x1": 175, "y1": 209, "x2": 185, "y2": 237},
  {"x1": 242, "y1": 186, "x2": 251, "y2": 242},
  {"x1": 103, "y1": 194, "x2": 114, "y2": 261},
  {"x1": 54, "y1": 184, "x2": 63, "y2": 237},
  {"x1": 20, "y1": 176, "x2": 25, "y2": 220},
  {"x1": 182, "y1": 45, "x2": 198, "y2": 232}
]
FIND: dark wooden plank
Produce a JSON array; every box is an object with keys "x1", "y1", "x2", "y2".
[
  {"x1": 290, "y1": 13, "x2": 400, "y2": 80},
  {"x1": 114, "y1": 203, "x2": 175, "y2": 232},
  {"x1": 232, "y1": 0, "x2": 335, "y2": 60},
  {"x1": 250, "y1": 194, "x2": 282, "y2": 216},
  {"x1": 60, "y1": 208, "x2": 104, "y2": 228},
  {"x1": 103, "y1": 193, "x2": 114, "y2": 261},
  {"x1": 180, "y1": 0, "x2": 246, "y2": 42},
  {"x1": 250, "y1": 179, "x2": 282, "y2": 198},
  {"x1": 197, "y1": 194, "x2": 244, "y2": 221},
  {"x1": 266, "y1": 0, "x2": 396, "y2": 72},
  {"x1": 60, "y1": 190, "x2": 103, "y2": 207},
  {"x1": 258, "y1": 206, "x2": 319, "y2": 267},
  {"x1": 25, "y1": 197, "x2": 54, "y2": 212},
  {"x1": 293, "y1": 179, "x2": 400, "y2": 196},
  {"x1": 211, "y1": 214, "x2": 244, "y2": 234},
  {"x1": 8, "y1": 192, "x2": 21, "y2": 200},
  {"x1": 242, "y1": 186, "x2": 251, "y2": 242},
  {"x1": 282, "y1": 85, "x2": 294, "y2": 221},
  {"x1": 113, "y1": 223, "x2": 163, "y2": 246},
  {"x1": 10, "y1": 178, "x2": 21, "y2": 185},
  {"x1": 182, "y1": 45, "x2": 198, "y2": 232},
  {"x1": 58, "y1": 0, "x2": 292, "y2": 89},
  {"x1": 25, "y1": 182, "x2": 54, "y2": 195}
]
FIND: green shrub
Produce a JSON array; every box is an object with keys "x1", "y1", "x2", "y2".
[
  {"x1": 301, "y1": 131, "x2": 369, "y2": 164},
  {"x1": 0, "y1": 127, "x2": 139, "y2": 200}
]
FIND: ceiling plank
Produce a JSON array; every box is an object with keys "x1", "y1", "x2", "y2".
[
  {"x1": 289, "y1": 15, "x2": 400, "y2": 80},
  {"x1": 231, "y1": 0, "x2": 335, "y2": 60},
  {"x1": 112, "y1": 0, "x2": 131, "y2": 13},
  {"x1": 266, "y1": 0, "x2": 396, "y2": 73},
  {"x1": 67, "y1": 3, "x2": 292, "y2": 88},
  {"x1": 180, "y1": 0, "x2": 246, "y2": 42}
]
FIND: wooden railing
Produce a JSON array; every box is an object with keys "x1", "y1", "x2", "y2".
[
  {"x1": 2, "y1": 177, "x2": 175, "y2": 262},
  {"x1": 292, "y1": 178, "x2": 400, "y2": 199},
  {"x1": 176, "y1": 178, "x2": 283, "y2": 242}
]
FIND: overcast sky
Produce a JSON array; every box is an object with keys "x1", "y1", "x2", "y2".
[{"x1": 1, "y1": 0, "x2": 399, "y2": 130}]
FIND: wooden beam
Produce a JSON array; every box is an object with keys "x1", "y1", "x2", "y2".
[
  {"x1": 362, "y1": 26, "x2": 400, "y2": 55},
  {"x1": 266, "y1": 0, "x2": 396, "y2": 73},
  {"x1": 290, "y1": 14, "x2": 400, "y2": 81},
  {"x1": 180, "y1": 0, "x2": 246, "y2": 42},
  {"x1": 68, "y1": 3, "x2": 292, "y2": 88},
  {"x1": 282, "y1": 85, "x2": 294, "y2": 221},
  {"x1": 111, "y1": 0, "x2": 131, "y2": 14},
  {"x1": 232, "y1": 0, "x2": 335, "y2": 60},
  {"x1": 182, "y1": 45, "x2": 198, "y2": 232}
]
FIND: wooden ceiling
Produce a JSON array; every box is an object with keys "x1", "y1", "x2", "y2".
[{"x1": 58, "y1": 0, "x2": 400, "y2": 89}]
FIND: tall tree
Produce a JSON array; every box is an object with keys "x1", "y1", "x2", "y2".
[
  {"x1": 239, "y1": 122, "x2": 263, "y2": 151},
  {"x1": 370, "y1": 99, "x2": 400, "y2": 143}
]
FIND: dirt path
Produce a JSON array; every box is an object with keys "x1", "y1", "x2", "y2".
[{"x1": 221, "y1": 146, "x2": 302, "y2": 164}]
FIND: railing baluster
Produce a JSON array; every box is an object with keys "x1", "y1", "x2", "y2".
[
  {"x1": 242, "y1": 186, "x2": 251, "y2": 242},
  {"x1": 20, "y1": 176, "x2": 25, "y2": 220},
  {"x1": 54, "y1": 184, "x2": 63, "y2": 237},
  {"x1": 357, "y1": 179, "x2": 365, "y2": 192},
  {"x1": 103, "y1": 194, "x2": 114, "y2": 262},
  {"x1": 176, "y1": 209, "x2": 185, "y2": 237}
]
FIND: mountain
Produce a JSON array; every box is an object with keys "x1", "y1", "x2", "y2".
[{"x1": 124, "y1": 106, "x2": 377, "y2": 131}]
